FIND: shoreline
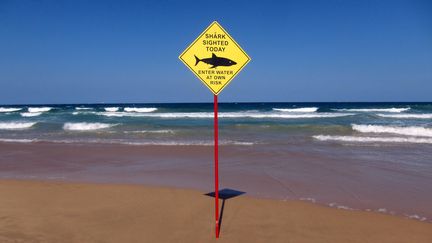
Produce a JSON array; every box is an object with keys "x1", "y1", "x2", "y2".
[
  {"x1": 1, "y1": 141, "x2": 431, "y2": 224},
  {"x1": 1, "y1": 179, "x2": 431, "y2": 242}
]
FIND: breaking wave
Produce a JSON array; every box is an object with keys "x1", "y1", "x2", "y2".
[
  {"x1": 99, "y1": 112, "x2": 353, "y2": 119},
  {"x1": 273, "y1": 107, "x2": 318, "y2": 112},
  {"x1": 28, "y1": 107, "x2": 52, "y2": 113},
  {"x1": 124, "y1": 107, "x2": 158, "y2": 113},
  {"x1": 313, "y1": 135, "x2": 432, "y2": 144},
  {"x1": 21, "y1": 112, "x2": 42, "y2": 117},
  {"x1": 75, "y1": 107, "x2": 92, "y2": 110},
  {"x1": 333, "y1": 108, "x2": 410, "y2": 113},
  {"x1": 63, "y1": 122, "x2": 117, "y2": 131},
  {"x1": 0, "y1": 122, "x2": 37, "y2": 130},
  {"x1": 104, "y1": 107, "x2": 119, "y2": 112},
  {"x1": 0, "y1": 138, "x2": 36, "y2": 143},
  {"x1": 352, "y1": 124, "x2": 432, "y2": 137},
  {"x1": 0, "y1": 107, "x2": 22, "y2": 112},
  {"x1": 219, "y1": 112, "x2": 352, "y2": 118},
  {"x1": 377, "y1": 114, "x2": 432, "y2": 119},
  {"x1": 72, "y1": 110, "x2": 95, "y2": 115}
]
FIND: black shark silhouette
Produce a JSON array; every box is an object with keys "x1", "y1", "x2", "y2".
[{"x1": 194, "y1": 53, "x2": 237, "y2": 69}]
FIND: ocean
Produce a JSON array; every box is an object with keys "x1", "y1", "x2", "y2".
[
  {"x1": 0, "y1": 102, "x2": 431, "y2": 222},
  {"x1": 1, "y1": 102, "x2": 431, "y2": 145}
]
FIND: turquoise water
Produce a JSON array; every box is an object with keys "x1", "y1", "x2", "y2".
[
  {"x1": 1, "y1": 102, "x2": 432, "y2": 222},
  {"x1": 0, "y1": 102, "x2": 431, "y2": 145}
]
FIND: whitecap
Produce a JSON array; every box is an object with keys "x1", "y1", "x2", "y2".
[
  {"x1": 75, "y1": 107, "x2": 92, "y2": 110},
  {"x1": 124, "y1": 107, "x2": 158, "y2": 113},
  {"x1": 352, "y1": 124, "x2": 432, "y2": 137},
  {"x1": 72, "y1": 111, "x2": 96, "y2": 115},
  {"x1": 21, "y1": 112, "x2": 42, "y2": 117},
  {"x1": 0, "y1": 122, "x2": 37, "y2": 130},
  {"x1": 63, "y1": 122, "x2": 117, "y2": 131},
  {"x1": 0, "y1": 107, "x2": 22, "y2": 112},
  {"x1": 0, "y1": 138, "x2": 36, "y2": 143},
  {"x1": 313, "y1": 135, "x2": 432, "y2": 144},
  {"x1": 273, "y1": 107, "x2": 318, "y2": 112},
  {"x1": 0, "y1": 138, "x2": 37, "y2": 143},
  {"x1": 104, "y1": 107, "x2": 119, "y2": 112},
  {"x1": 28, "y1": 107, "x2": 52, "y2": 113}
]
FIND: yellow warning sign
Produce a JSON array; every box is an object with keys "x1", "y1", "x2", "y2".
[{"x1": 179, "y1": 21, "x2": 251, "y2": 95}]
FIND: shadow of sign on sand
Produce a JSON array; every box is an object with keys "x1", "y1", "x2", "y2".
[{"x1": 204, "y1": 188, "x2": 246, "y2": 236}]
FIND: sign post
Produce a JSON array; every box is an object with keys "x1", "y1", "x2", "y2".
[
  {"x1": 214, "y1": 94, "x2": 219, "y2": 238},
  {"x1": 179, "y1": 21, "x2": 250, "y2": 238}
]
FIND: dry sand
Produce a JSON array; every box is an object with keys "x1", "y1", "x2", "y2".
[{"x1": 0, "y1": 180, "x2": 431, "y2": 243}]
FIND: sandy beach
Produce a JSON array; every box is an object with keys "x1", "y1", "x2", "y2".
[
  {"x1": 2, "y1": 141, "x2": 431, "y2": 222},
  {"x1": 0, "y1": 180, "x2": 431, "y2": 243},
  {"x1": 2, "y1": 0, "x2": 432, "y2": 241}
]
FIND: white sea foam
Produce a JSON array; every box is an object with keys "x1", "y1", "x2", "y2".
[
  {"x1": 299, "y1": 197, "x2": 317, "y2": 203},
  {"x1": 0, "y1": 107, "x2": 22, "y2": 112},
  {"x1": 28, "y1": 107, "x2": 52, "y2": 113},
  {"x1": 23, "y1": 138, "x2": 254, "y2": 146},
  {"x1": 377, "y1": 208, "x2": 387, "y2": 213},
  {"x1": 123, "y1": 141, "x2": 215, "y2": 146},
  {"x1": 75, "y1": 107, "x2": 92, "y2": 110},
  {"x1": 0, "y1": 122, "x2": 37, "y2": 130},
  {"x1": 0, "y1": 138, "x2": 36, "y2": 143},
  {"x1": 352, "y1": 124, "x2": 432, "y2": 137},
  {"x1": 20, "y1": 112, "x2": 42, "y2": 117},
  {"x1": 222, "y1": 141, "x2": 255, "y2": 146},
  {"x1": 405, "y1": 214, "x2": 428, "y2": 222},
  {"x1": 313, "y1": 135, "x2": 432, "y2": 144},
  {"x1": 72, "y1": 110, "x2": 95, "y2": 115},
  {"x1": 219, "y1": 112, "x2": 351, "y2": 118},
  {"x1": 104, "y1": 107, "x2": 119, "y2": 112},
  {"x1": 63, "y1": 122, "x2": 117, "y2": 131},
  {"x1": 99, "y1": 112, "x2": 353, "y2": 119},
  {"x1": 328, "y1": 203, "x2": 354, "y2": 210},
  {"x1": 124, "y1": 107, "x2": 158, "y2": 113},
  {"x1": 116, "y1": 140, "x2": 254, "y2": 146},
  {"x1": 99, "y1": 112, "x2": 132, "y2": 117},
  {"x1": 333, "y1": 108, "x2": 410, "y2": 113},
  {"x1": 273, "y1": 107, "x2": 318, "y2": 112},
  {"x1": 124, "y1": 130, "x2": 175, "y2": 134},
  {"x1": 377, "y1": 114, "x2": 432, "y2": 119}
]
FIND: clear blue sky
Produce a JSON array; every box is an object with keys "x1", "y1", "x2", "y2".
[{"x1": 1, "y1": 0, "x2": 431, "y2": 104}]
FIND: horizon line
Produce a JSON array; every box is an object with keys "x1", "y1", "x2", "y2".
[{"x1": 1, "y1": 101, "x2": 431, "y2": 106}]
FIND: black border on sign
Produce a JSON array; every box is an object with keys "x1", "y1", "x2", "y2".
[{"x1": 178, "y1": 21, "x2": 251, "y2": 95}]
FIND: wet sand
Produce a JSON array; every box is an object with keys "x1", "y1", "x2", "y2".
[
  {"x1": 1, "y1": 142, "x2": 431, "y2": 222},
  {"x1": 0, "y1": 180, "x2": 431, "y2": 243}
]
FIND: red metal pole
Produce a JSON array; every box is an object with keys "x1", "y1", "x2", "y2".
[{"x1": 214, "y1": 94, "x2": 219, "y2": 238}]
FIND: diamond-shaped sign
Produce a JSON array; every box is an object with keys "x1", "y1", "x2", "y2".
[{"x1": 179, "y1": 21, "x2": 251, "y2": 95}]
